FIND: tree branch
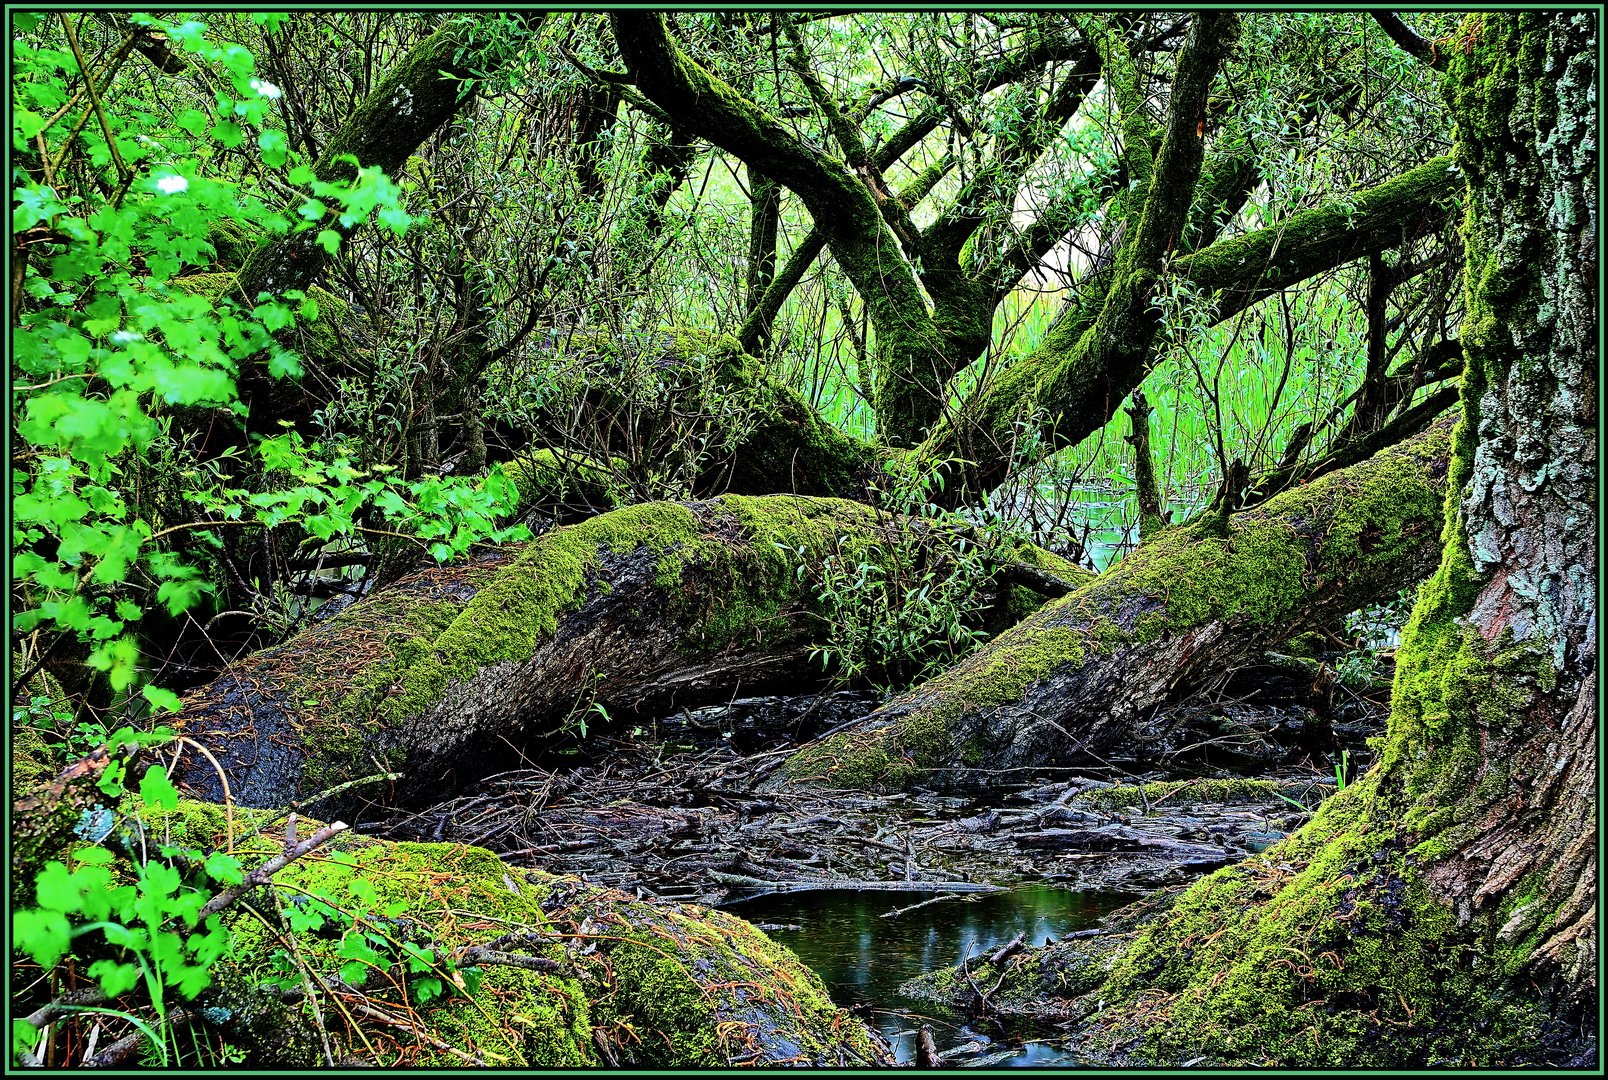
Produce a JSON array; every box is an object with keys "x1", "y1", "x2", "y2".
[{"x1": 1372, "y1": 12, "x2": 1445, "y2": 70}]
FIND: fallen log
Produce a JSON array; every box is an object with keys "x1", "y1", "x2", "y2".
[
  {"x1": 781, "y1": 417, "x2": 1453, "y2": 792},
  {"x1": 173, "y1": 494, "x2": 1083, "y2": 810}
]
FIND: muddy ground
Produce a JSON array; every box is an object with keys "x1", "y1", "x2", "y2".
[{"x1": 369, "y1": 655, "x2": 1387, "y2": 905}]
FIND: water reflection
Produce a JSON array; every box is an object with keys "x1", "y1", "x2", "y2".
[{"x1": 725, "y1": 886, "x2": 1133, "y2": 1067}]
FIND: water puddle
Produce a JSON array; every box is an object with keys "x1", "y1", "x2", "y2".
[{"x1": 725, "y1": 886, "x2": 1134, "y2": 1066}]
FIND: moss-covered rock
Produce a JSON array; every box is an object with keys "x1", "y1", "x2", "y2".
[{"x1": 129, "y1": 799, "x2": 887, "y2": 1067}]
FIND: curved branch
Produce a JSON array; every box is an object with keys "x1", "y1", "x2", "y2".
[{"x1": 1372, "y1": 12, "x2": 1446, "y2": 70}]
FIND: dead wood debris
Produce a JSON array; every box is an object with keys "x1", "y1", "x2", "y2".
[{"x1": 371, "y1": 735, "x2": 1341, "y2": 903}]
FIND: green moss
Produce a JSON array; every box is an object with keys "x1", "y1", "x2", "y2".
[
  {"x1": 204, "y1": 218, "x2": 258, "y2": 269},
  {"x1": 144, "y1": 799, "x2": 876, "y2": 1067},
  {"x1": 1075, "y1": 777, "x2": 1565, "y2": 1066},
  {"x1": 963, "y1": 15, "x2": 1587, "y2": 1067},
  {"x1": 503, "y1": 449, "x2": 618, "y2": 518},
  {"x1": 143, "y1": 800, "x2": 594, "y2": 1067},
  {"x1": 589, "y1": 904, "x2": 880, "y2": 1066},
  {"x1": 784, "y1": 625, "x2": 1088, "y2": 789},
  {"x1": 793, "y1": 421, "x2": 1450, "y2": 792},
  {"x1": 381, "y1": 502, "x2": 705, "y2": 724},
  {"x1": 1068, "y1": 777, "x2": 1301, "y2": 811},
  {"x1": 1174, "y1": 155, "x2": 1462, "y2": 291},
  {"x1": 250, "y1": 560, "x2": 514, "y2": 794}
]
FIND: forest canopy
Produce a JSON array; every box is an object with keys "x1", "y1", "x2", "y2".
[{"x1": 9, "y1": 9, "x2": 1596, "y2": 1070}]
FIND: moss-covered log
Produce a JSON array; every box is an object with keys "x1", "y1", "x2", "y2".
[
  {"x1": 906, "y1": 13, "x2": 1597, "y2": 1067},
  {"x1": 16, "y1": 794, "x2": 889, "y2": 1067},
  {"x1": 783, "y1": 418, "x2": 1453, "y2": 792},
  {"x1": 174, "y1": 495, "x2": 1080, "y2": 810}
]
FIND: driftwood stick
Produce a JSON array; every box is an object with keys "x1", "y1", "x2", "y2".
[
  {"x1": 881, "y1": 892, "x2": 980, "y2": 919},
  {"x1": 916, "y1": 1024, "x2": 944, "y2": 1068},
  {"x1": 987, "y1": 930, "x2": 1026, "y2": 968},
  {"x1": 709, "y1": 871, "x2": 1003, "y2": 895}
]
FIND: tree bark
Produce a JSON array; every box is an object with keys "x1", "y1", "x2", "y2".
[
  {"x1": 782, "y1": 417, "x2": 1453, "y2": 792},
  {"x1": 173, "y1": 495, "x2": 1081, "y2": 810}
]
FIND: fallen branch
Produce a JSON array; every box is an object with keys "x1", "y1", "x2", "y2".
[
  {"x1": 881, "y1": 893, "x2": 980, "y2": 919},
  {"x1": 197, "y1": 821, "x2": 349, "y2": 922},
  {"x1": 709, "y1": 871, "x2": 1003, "y2": 895}
]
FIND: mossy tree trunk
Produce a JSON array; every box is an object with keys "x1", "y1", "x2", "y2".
[
  {"x1": 781, "y1": 419, "x2": 1453, "y2": 793},
  {"x1": 915, "y1": 14, "x2": 1597, "y2": 1067},
  {"x1": 172, "y1": 495, "x2": 1081, "y2": 811}
]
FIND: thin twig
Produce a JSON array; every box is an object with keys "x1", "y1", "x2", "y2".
[
  {"x1": 259, "y1": 771, "x2": 402, "y2": 835},
  {"x1": 196, "y1": 821, "x2": 349, "y2": 922}
]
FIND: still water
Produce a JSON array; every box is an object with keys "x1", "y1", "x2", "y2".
[{"x1": 725, "y1": 886, "x2": 1133, "y2": 1067}]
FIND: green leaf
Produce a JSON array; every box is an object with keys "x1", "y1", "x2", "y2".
[
  {"x1": 401, "y1": 942, "x2": 435, "y2": 974},
  {"x1": 285, "y1": 904, "x2": 326, "y2": 933},
  {"x1": 142, "y1": 685, "x2": 183, "y2": 714},
  {"x1": 34, "y1": 862, "x2": 81, "y2": 912},
  {"x1": 413, "y1": 976, "x2": 444, "y2": 1003},
  {"x1": 86, "y1": 637, "x2": 141, "y2": 693},
  {"x1": 252, "y1": 301, "x2": 295, "y2": 333},
  {"x1": 139, "y1": 767, "x2": 180, "y2": 811},
  {"x1": 203, "y1": 852, "x2": 245, "y2": 886},
  {"x1": 210, "y1": 120, "x2": 244, "y2": 149},
  {"x1": 258, "y1": 129, "x2": 288, "y2": 168},
  {"x1": 14, "y1": 108, "x2": 46, "y2": 143},
  {"x1": 175, "y1": 109, "x2": 210, "y2": 136},
  {"x1": 13, "y1": 1019, "x2": 41, "y2": 1061},
  {"x1": 314, "y1": 229, "x2": 341, "y2": 255},
  {"x1": 13, "y1": 909, "x2": 72, "y2": 968},
  {"x1": 87, "y1": 959, "x2": 142, "y2": 998},
  {"x1": 171, "y1": 960, "x2": 214, "y2": 999}
]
